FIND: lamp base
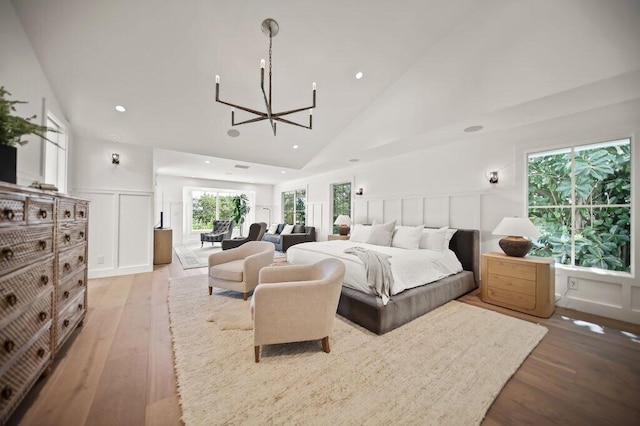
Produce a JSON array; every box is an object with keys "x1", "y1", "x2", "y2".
[
  {"x1": 338, "y1": 225, "x2": 350, "y2": 236},
  {"x1": 499, "y1": 236, "x2": 532, "y2": 257}
]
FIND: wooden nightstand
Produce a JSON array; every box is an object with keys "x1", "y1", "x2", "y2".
[
  {"x1": 328, "y1": 234, "x2": 350, "y2": 241},
  {"x1": 481, "y1": 252, "x2": 555, "y2": 318}
]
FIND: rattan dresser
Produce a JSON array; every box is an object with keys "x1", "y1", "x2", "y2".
[{"x1": 0, "y1": 183, "x2": 88, "y2": 424}]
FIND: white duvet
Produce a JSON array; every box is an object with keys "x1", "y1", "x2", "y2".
[{"x1": 286, "y1": 241, "x2": 463, "y2": 302}]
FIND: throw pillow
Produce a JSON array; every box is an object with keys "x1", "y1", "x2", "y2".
[
  {"x1": 280, "y1": 224, "x2": 294, "y2": 235},
  {"x1": 419, "y1": 227, "x2": 449, "y2": 251},
  {"x1": 349, "y1": 224, "x2": 371, "y2": 242},
  {"x1": 443, "y1": 228, "x2": 458, "y2": 250},
  {"x1": 391, "y1": 225, "x2": 424, "y2": 250},
  {"x1": 366, "y1": 220, "x2": 396, "y2": 246},
  {"x1": 266, "y1": 223, "x2": 278, "y2": 234}
]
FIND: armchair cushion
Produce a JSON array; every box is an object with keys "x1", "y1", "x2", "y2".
[{"x1": 209, "y1": 259, "x2": 244, "y2": 282}]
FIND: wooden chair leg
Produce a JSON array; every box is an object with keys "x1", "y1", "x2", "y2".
[
  {"x1": 321, "y1": 336, "x2": 330, "y2": 353},
  {"x1": 243, "y1": 292, "x2": 248, "y2": 301},
  {"x1": 208, "y1": 286, "x2": 212, "y2": 295},
  {"x1": 254, "y1": 346, "x2": 260, "y2": 363}
]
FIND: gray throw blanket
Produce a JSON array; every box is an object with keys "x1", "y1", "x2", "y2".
[{"x1": 344, "y1": 247, "x2": 394, "y2": 305}]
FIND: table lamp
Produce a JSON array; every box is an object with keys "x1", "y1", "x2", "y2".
[
  {"x1": 334, "y1": 215, "x2": 352, "y2": 235},
  {"x1": 492, "y1": 217, "x2": 541, "y2": 257}
]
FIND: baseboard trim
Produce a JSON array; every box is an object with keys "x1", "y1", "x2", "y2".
[{"x1": 88, "y1": 264, "x2": 153, "y2": 279}]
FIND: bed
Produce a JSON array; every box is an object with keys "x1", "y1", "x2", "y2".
[{"x1": 287, "y1": 228, "x2": 479, "y2": 334}]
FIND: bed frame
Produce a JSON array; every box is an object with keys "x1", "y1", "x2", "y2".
[{"x1": 336, "y1": 229, "x2": 480, "y2": 335}]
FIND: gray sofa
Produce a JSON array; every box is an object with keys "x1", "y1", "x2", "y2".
[{"x1": 262, "y1": 224, "x2": 316, "y2": 252}]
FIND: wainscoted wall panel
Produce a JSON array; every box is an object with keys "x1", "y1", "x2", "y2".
[
  {"x1": 307, "y1": 203, "x2": 324, "y2": 237},
  {"x1": 567, "y1": 278, "x2": 623, "y2": 308},
  {"x1": 368, "y1": 200, "x2": 384, "y2": 224},
  {"x1": 423, "y1": 196, "x2": 449, "y2": 227},
  {"x1": 383, "y1": 199, "x2": 401, "y2": 224},
  {"x1": 401, "y1": 198, "x2": 423, "y2": 225},
  {"x1": 353, "y1": 199, "x2": 368, "y2": 224},
  {"x1": 632, "y1": 287, "x2": 640, "y2": 312},
  {"x1": 83, "y1": 192, "x2": 116, "y2": 272},
  {"x1": 118, "y1": 194, "x2": 152, "y2": 268},
  {"x1": 449, "y1": 195, "x2": 481, "y2": 230}
]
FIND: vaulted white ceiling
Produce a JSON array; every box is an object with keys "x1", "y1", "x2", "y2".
[{"x1": 11, "y1": 0, "x2": 640, "y2": 184}]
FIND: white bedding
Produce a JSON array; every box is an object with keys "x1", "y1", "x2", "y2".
[{"x1": 286, "y1": 241, "x2": 463, "y2": 301}]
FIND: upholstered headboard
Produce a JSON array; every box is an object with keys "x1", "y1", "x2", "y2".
[{"x1": 448, "y1": 229, "x2": 480, "y2": 286}]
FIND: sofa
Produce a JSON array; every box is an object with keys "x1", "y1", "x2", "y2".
[{"x1": 261, "y1": 224, "x2": 316, "y2": 252}]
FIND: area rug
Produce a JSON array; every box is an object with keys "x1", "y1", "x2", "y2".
[
  {"x1": 168, "y1": 274, "x2": 548, "y2": 425},
  {"x1": 174, "y1": 242, "x2": 286, "y2": 269}
]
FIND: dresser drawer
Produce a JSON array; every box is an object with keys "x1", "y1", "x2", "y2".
[
  {"x1": 0, "y1": 325, "x2": 51, "y2": 424},
  {"x1": 0, "y1": 291, "x2": 52, "y2": 368},
  {"x1": 75, "y1": 203, "x2": 88, "y2": 221},
  {"x1": 0, "y1": 194, "x2": 26, "y2": 227},
  {"x1": 57, "y1": 269, "x2": 86, "y2": 310},
  {"x1": 485, "y1": 285, "x2": 536, "y2": 310},
  {"x1": 0, "y1": 260, "x2": 54, "y2": 322},
  {"x1": 26, "y1": 197, "x2": 54, "y2": 225},
  {"x1": 58, "y1": 222, "x2": 87, "y2": 249},
  {"x1": 0, "y1": 225, "x2": 54, "y2": 274},
  {"x1": 487, "y1": 259, "x2": 537, "y2": 281},
  {"x1": 57, "y1": 199, "x2": 75, "y2": 222},
  {"x1": 58, "y1": 245, "x2": 87, "y2": 280},
  {"x1": 56, "y1": 291, "x2": 85, "y2": 349},
  {"x1": 486, "y1": 273, "x2": 536, "y2": 296}
]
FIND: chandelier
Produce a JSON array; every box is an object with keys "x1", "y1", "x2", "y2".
[{"x1": 215, "y1": 18, "x2": 316, "y2": 136}]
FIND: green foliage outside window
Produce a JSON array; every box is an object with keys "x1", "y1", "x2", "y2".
[
  {"x1": 527, "y1": 139, "x2": 631, "y2": 272},
  {"x1": 282, "y1": 189, "x2": 306, "y2": 224},
  {"x1": 332, "y1": 183, "x2": 351, "y2": 234},
  {"x1": 191, "y1": 192, "x2": 216, "y2": 230}
]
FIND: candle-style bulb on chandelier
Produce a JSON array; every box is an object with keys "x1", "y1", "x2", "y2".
[{"x1": 215, "y1": 18, "x2": 316, "y2": 136}]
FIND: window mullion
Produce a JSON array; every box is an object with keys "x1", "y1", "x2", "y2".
[{"x1": 570, "y1": 148, "x2": 576, "y2": 267}]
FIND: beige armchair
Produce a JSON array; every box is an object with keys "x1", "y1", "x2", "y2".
[
  {"x1": 250, "y1": 258, "x2": 346, "y2": 362},
  {"x1": 208, "y1": 241, "x2": 275, "y2": 300}
]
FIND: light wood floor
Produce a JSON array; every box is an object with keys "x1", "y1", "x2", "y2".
[{"x1": 8, "y1": 253, "x2": 640, "y2": 425}]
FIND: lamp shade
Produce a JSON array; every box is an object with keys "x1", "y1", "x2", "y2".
[
  {"x1": 492, "y1": 217, "x2": 541, "y2": 237},
  {"x1": 334, "y1": 215, "x2": 352, "y2": 226}
]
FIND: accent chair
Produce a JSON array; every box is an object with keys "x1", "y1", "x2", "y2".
[
  {"x1": 200, "y1": 220, "x2": 234, "y2": 247},
  {"x1": 221, "y1": 222, "x2": 268, "y2": 251},
  {"x1": 250, "y1": 258, "x2": 346, "y2": 362},
  {"x1": 208, "y1": 241, "x2": 275, "y2": 300}
]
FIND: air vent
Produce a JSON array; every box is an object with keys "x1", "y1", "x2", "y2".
[{"x1": 234, "y1": 165, "x2": 250, "y2": 169}]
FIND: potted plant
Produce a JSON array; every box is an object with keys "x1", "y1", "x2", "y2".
[
  {"x1": 232, "y1": 194, "x2": 251, "y2": 236},
  {"x1": 0, "y1": 86, "x2": 52, "y2": 184}
]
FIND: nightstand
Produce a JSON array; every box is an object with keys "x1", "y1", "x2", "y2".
[
  {"x1": 328, "y1": 234, "x2": 350, "y2": 241},
  {"x1": 481, "y1": 252, "x2": 555, "y2": 318}
]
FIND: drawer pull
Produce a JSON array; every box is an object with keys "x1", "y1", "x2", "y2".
[
  {"x1": 3, "y1": 208, "x2": 15, "y2": 221},
  {"x1": 78, "y1": 279, "x2": 84, "y2": 287},
  {"x1": 65, "y1": 210, "x2": 71, "y2": 218},
  {"x1": 64, "y1": 234, "x2": 71, "y2": 242},
  {"x1": 78, "y1": 255, "x2": 84, "y2": 263},
  {"x1": 37, "y1": 348, "x2": 46, "y2": 358},
  {"x1": 78, "y1": 303, "x2": 83, "y2": 310},
  {"x1": 39, "y1": 209, "x2": 48, "y2": 219},
  {"x1": 6, "y1": 293, "x2": 17, "y2": 306},
  {"x1": 2, "y1": 248, "x2": 14, "y2": 261},
  {"x1": 79, "y1": 231, "x2": 85, "y2": 239},
  {"x1": 41, "y1": 275, "x2": 49, "y2": 285},
  {"x1": 63, "y1": 319, "x2": 70, "y2": 328},
  {"x1": 1, "y1": 386, "x2": 12, "y2": 401},
  {"x1": 63, "y1": 291, "x2": 70, "y2": 299},
  {"x1": 64, "y1": 262, "x2": 71, "y2": 271},
  {"x1": 39, "y1": 311, "x2": 47, "y2": 321},
  {"x1": 79, "y1": 210, "x2": 85, "y2": 218},
  {"x1": 39, "y1": 240, "x2": 47, "y2": 250},
  {"x1": 4, "y1": 339, "x2": 15, "y2": 352}
]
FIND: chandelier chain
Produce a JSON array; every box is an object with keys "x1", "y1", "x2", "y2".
[{"x1": 268, "y1": 31, "x2": 273, "y2": 106}]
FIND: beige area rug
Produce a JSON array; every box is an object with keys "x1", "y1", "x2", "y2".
[
  {"x1": 174, "y1": 242, "x2": 286, "y2": 269},
  {"x1": 168, "y1": 274, "x2": 548, "y2": 425}
]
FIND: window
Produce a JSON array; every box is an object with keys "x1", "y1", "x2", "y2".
[
  {"x1": 527, "y1": 138, "x2": 631, "y2": 272},
  {"x1": 44, "y1": 113, "x2": 67, "y2": 193},
  {"x1": 282, "y1": 189, "x2": 306, "y2": 224},
  {"x1": 331, "y1": 182, "x2": 351, "y2": 234},
  {"x1": 189, "y1": 189, "x2": 254, "y2": 231}
]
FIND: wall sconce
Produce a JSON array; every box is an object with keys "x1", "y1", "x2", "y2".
[
  {"x1": 488, "y1": 171, "x2": 498, "y2": 184},
  {"x1": 355, "y1": 188, "x2": 364, "y2": 196},
  {"x1": 112, "y1": 153, "x2": 120, "y2": 165}
]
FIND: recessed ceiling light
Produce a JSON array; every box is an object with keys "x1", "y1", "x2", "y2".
[
  {"x1": 109, "y1": 134, "x2": 121, "y2": 141},
  {"x1": 204, "y1": 160, "x2": 210, "y2": 164},
  {"x1": 349, "y1": 158, "x2": 359, "y2": 162},
  {"x1": 281, "y1": 171, "x2": 286, "y2": 174},
  {"x1": 115, "y1": 105, "x2": 126, "y2": 112},
  {"x1": 225, "y1": 172, "x2": 232, "y2": 175},
  {"x1": 293, "y1": 145, "x2": 299, "y2": 149},
  {"x1": 355, "y1": 72, "x2": 363, "y2": 80},
  {"x1": 227, "y1": 129, "x2": 240, "y2": 137},
  {"x1": 464, "y1": 125, "x2": 484, "y2": 133},
  {"x1": 190, "y1": 175, "x2": 195, "y2": 178}
]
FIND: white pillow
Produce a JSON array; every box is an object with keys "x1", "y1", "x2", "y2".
[
  {"x1": 443, "y1": 228, "x2": 457, "y2": 250},
  {"x1": 391, "y1": 225, "x2": 424, "y2": 250},
  {"x1": 366, "y1": 220, "x2": 396, "y2": 246},
  {"x1": 280, "y1": 224, "x2": 294, "y2": 235},
  {"x1": 349, "y1": 224, "x2": 371, "y2": 242},
  {"x1": 266, "y1": 223, "x2": 278, "y2": 234},
  {"x1": 419, "y1": 227, "x2": 449, "y2": 251}
]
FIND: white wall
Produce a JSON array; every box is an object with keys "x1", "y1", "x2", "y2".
[
  {"x1": 275, "y1": 99, "x2": 640, "y2": 324},
  {"x1": 0, "y1": 0, "x2": 70, "y2": 185},
  {"x1": 155, "y1": 174, "x2": 274, "y2": 245},
  {"x1": 71, "y1": 137, "x2": 154, "y2": 278}
]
